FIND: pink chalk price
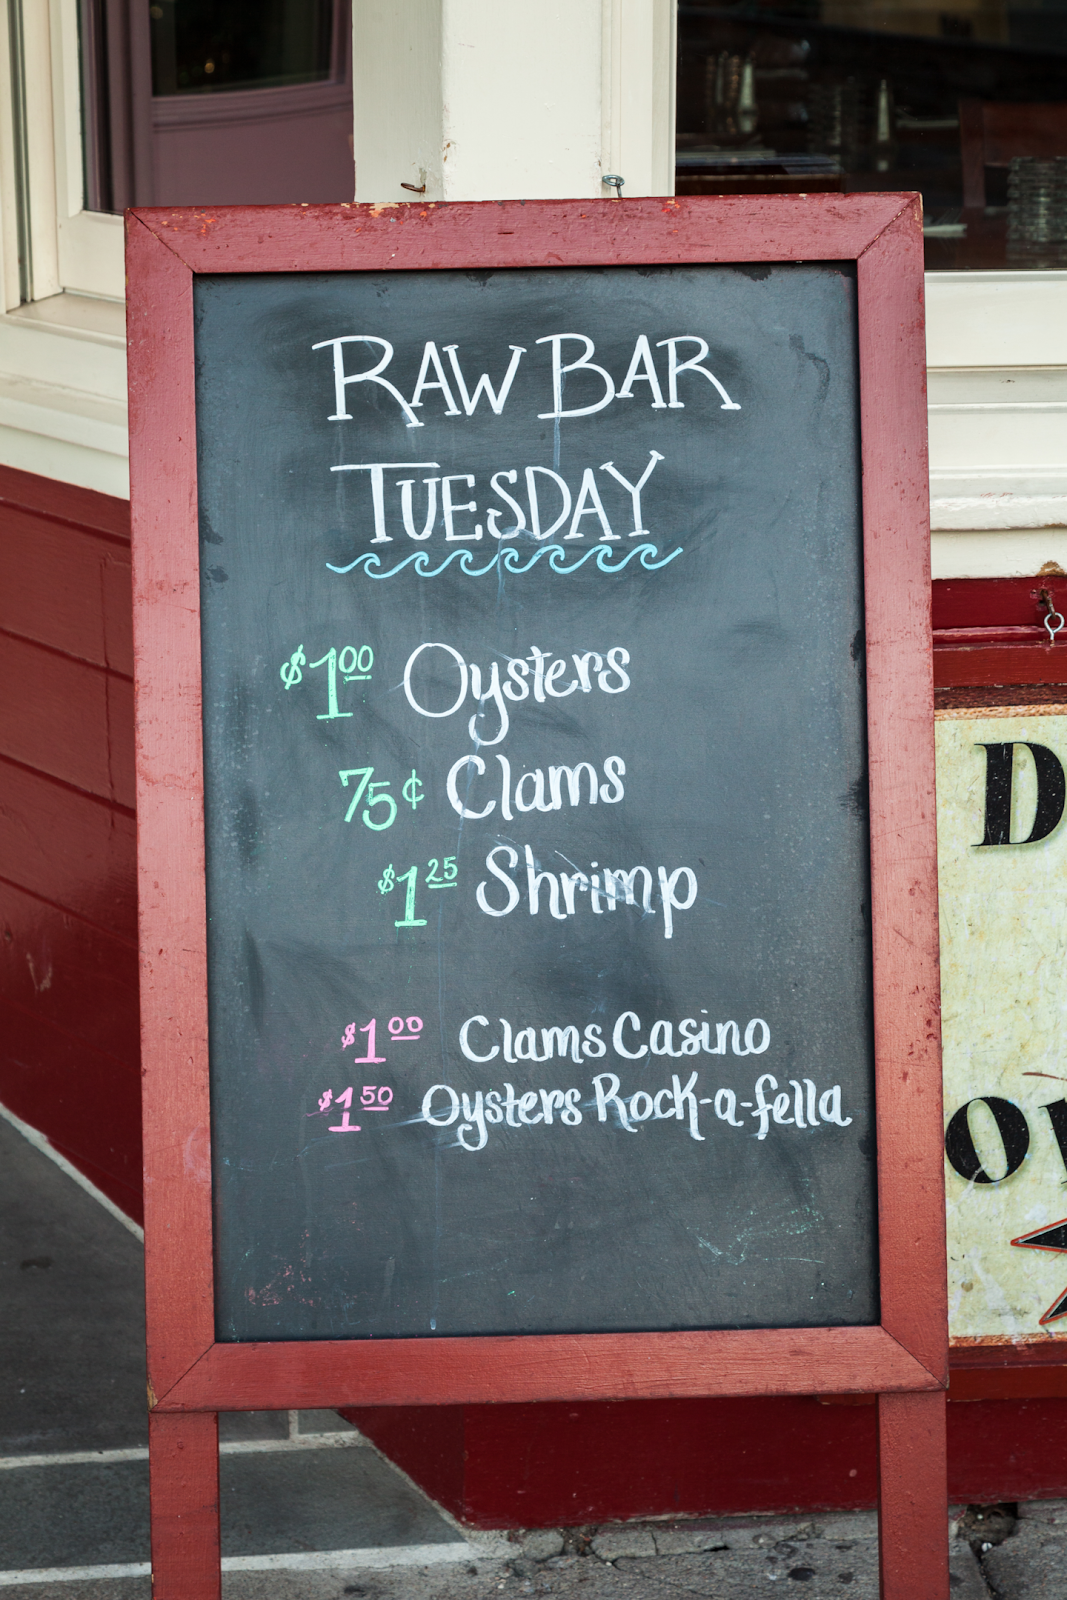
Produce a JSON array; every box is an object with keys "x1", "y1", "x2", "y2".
[
  {"x1": 324, "y1": 1085, "x2": 360, "y2": 1133},
  {"x1": 314, "y1": 1084, "x2": 394, "y2": 1134},
  {"x1": 388, "y1": 1016, "x2": 423, "y2": 1042},
  {"x1": 340, "y1": 1016, "x2": 423, "y2": 1057},
  {"x1": 340, "y1": 1018, "x2": 386, "y2": 1062},
  {"x1": 360, "y1": 1086, "x2": 394, "y2": 1110}
]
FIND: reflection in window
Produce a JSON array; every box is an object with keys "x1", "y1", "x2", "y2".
[
  {"x1": 149, "y1": 0, "x2": 334, "y2": 96},
  {"x1": 677, "y1": 0, "x2": 1067, "y2": 267}
]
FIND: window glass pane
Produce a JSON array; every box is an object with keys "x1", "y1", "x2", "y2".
[
  {"x1": 149, "y1": 0, "x2": 334, "y2": 95},
  {"x1": 677, "y1": 0, "x2": 1067, "y2": 268},
  {"x1": 80, "y1": 0, "x2": 353, "y2": 211}
]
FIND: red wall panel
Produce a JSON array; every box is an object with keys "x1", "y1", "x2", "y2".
[
  {"x1": 0, "y1": 994, "x2": 142, "y2": 1219},
  {"x1": 947, "y1": 1398, "x2": 1067, "y2": 1503},
  {"x1": 0, "y1": 464, "x2": 129, "y2": 536},
  {"x1": 0, "y1": 464, "x2": 139, "y2": 1218},
  {"x1": 0, "y1": 880, "x2": 139, "y2": 1065},
  {"x1": 0, "y1": 760, "x2": 136, "y2": 939},
  {"x1": 337, "y1": 1405, "x2": 466, "y2": 1515},
  {"x1": 5, "y1": 459, "x2": 1067, "y2": 1521},
  {"x1": 0, "y1": 503, "x2": 132, "y2": 672},
  {"x1": 933, "y1": 576, "x2": 1067, "y2": 631},
  {"x1": 343, "y1": 1397, "x2": 881, "y2": 1527},
  {"x1": 0, "y1": 634, "x2": 134, "y2": 807},
  {"x1": 345, "y1": 1394, "x2": 1067, "y2": 1526}
]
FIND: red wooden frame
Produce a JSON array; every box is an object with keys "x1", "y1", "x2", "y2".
[{"x1": 126, "y1": 195, "x2": 946, "y2": 1598}]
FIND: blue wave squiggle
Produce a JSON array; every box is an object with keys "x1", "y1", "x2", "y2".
[{"x1": 326, "y1": 542, "x2": 683, "y2": 580}]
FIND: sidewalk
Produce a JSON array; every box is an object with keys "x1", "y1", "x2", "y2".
[
  {"x1": 0, "y1": 1110, "x2": 474, "y2": 1594},
  {"x1": 0, "y1": 1107, "x2": 1056, "y2": 1598}
]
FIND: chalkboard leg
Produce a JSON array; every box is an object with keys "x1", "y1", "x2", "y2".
[
  {"x1": 876, "y1": 1390, "x2": 948, "y2": 1600},
  {"x1": 149, "y1": 1410, "x2": 221, "y2": 1600}
]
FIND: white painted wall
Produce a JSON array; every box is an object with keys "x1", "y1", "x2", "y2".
[
  {"x1": 926, "y1": 271, "x2": 1067, "y2": 575},
  {"x1": 352, "y1": 0, "x2": 675, "y2": 203}
]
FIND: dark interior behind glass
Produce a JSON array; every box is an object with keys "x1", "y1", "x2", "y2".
[
  {"x1": 148, "y1": 0, "x2": 334, "y2": 96},
  {"x1": 677, "y1": 0, "x2": 1067, "y2": 266}
]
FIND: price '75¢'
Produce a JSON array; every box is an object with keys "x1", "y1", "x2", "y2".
[{"x1": 339, "y1": 767, "x2": 424, "y2": 830}]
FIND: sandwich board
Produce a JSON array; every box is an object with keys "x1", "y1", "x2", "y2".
[{"x1": 127, "y1": 194, "x2": 946, "y2": 1598}]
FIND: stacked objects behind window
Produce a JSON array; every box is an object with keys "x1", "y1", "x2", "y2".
[{"x1": 1008, "y1": 156, "x2": 1067, "y2": 263}]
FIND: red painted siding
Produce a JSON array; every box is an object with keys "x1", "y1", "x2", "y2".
[
  {"x1": 0, "y1": 464, "x2": 141, "y2": 1223},
  {"x1": 343, "y1": 1394, "x2": 1067, "y2": 1526},
  {"x1": 341, "y1": 1398, "x2": 881, "y2": 1526},
  {"x1": 4, "y1": 457, "x2": 1067, "y2": 1518}
]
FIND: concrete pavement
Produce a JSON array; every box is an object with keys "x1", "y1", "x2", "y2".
[
  {"x1": 2, "y1": 1104, "x2": 1063, "y2": 1598},
  {"x1": 0, "y1": 1509, "x2": 992, "y2": 1598}
]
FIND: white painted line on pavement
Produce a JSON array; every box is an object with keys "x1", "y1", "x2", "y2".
[
  {"x1": 0, "y1": 1563, "x2": 150, "y2": 1586},
  {"x1": 0, "y1": 1542, "x2": 489, "y2": 1586},
  {"x1": 0, "y1": 1101, "x2": 144, "y2": 1242},
  {"x1": 0, "y1": 1433, "x2": 367, "y2": 1469},
  {"x1": 217, "y1": 1433, "x2": 367, "y2": 1454},
  {"x1": 0, "y1": 1448, "x2": 148, "y2": 1470},
  {"x1": 221, "y1": 1543, "x2": 483, "y2": 1572}
]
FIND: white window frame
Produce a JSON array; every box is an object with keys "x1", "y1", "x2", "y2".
[
  {"x1": 48, "y1": 0, "x2": 124, "y2": 300},
  {"x1": 0, "y1": 0, "x2": 124, "y2": 309}
]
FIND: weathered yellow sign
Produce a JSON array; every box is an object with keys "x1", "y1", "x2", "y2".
[{"x1": 938, "y1": 707, "x2": 1067, "y2": 1348}]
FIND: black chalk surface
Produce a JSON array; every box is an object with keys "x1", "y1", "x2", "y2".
[{"x1": 194, "y1": 264, "x2": 876, "y2": 1341}]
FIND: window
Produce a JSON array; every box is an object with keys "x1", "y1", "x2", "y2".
[
  {"x1": 80, "y1": 0, "x2": 353, "y2": 211},
  {"x1": 677, "y1": 0, "x2": 1067, "y2": 268},
  {"x1": 149, "y1": 0, "x2": 335, "y2": 95}
]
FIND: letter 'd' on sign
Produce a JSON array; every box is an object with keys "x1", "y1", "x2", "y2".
[{"x1": 977, "y1": 742, "x2": 1066, "y2": 846}]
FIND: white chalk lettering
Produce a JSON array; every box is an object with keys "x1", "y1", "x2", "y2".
[
  {"x1": 422, "y1": 1084, "x2": 459, "y2": 1126},
  {"x1": 819, "y1": 1085, "x2": 853, "y2": 1127},
  {"x1": 409, "y1": 341, "x2": 461, "y2": 415},
  {"x1": 487, "y1": 470, "x2": 527, "y2": 539},
  {"x1": 458, "y1": 1091, "x2": 488, "y2": 1151},
  {"x1": 613, "y1": 1012, "x2": 648, "y2": 1059},
  {"x1": 600, "y1": 451, "x2": 664, "y2": 538},
  {"x1": 442, "y1": 343, "x2": 526, "y2": 415},
  {"x1": 458, "y1": 1015, "x2": 499, "y2": 1063},
  {"x1": 593, "y1": 1071, "x2": 636, "y2": 1131},
  {"x1": 333, "y1": 459, "x2": 670, "y2": 549},
  {"x1": 442, "y1": 473, "x2": 481, "y2": 540},
  {"x1": 313, "y1": 337, "x2": 423, "y2": 427},
  {"x1": 525, "y1": 466, "x2": 572, "y2": 539},
  {"x1": 331, "y1": 461, "x2": 440, "y2": 544},
  {"x1": 566, "y1": 468, "x2": 615, "y2": 541},
  {"x1": 617, "y1": 335, "x2": 668, "y2": 408},
  {"x1": 715, "y1": 1088, "x2": 744, "y2": 1127},
  {"x1": 314, "y1": 332, "x2": 741, "y2": 434},
  {"x1": 658, "y1": 865, "x2": 698, "y2": 940},
  {"x1": 403, "y1": 642, "x2": 631, "y2": 744},
  {"x1": 656, "y1": 337, "x2": 741, "y2": 411},
  {"x1": 476, "y1": 845, "x2": 521, "y2": 917},
  {"x1": 430, "y1": 1036, "x2": 851, "y2": 1153},
  {"x1": 536, "y1": 333, "x2": 616, "y2": 419}
]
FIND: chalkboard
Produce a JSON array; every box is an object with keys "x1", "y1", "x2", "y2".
[{"x1": 194, "y1": 262, "x2": 876, "y2": 1343}]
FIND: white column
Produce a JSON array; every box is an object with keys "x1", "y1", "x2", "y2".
[{"x1": 352, "y1": 0, "x2": 675, "y2": 204}]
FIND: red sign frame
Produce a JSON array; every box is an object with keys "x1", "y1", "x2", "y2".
[{"x1": 127, "y1": 195, "x2": 946, "y2": 1599}]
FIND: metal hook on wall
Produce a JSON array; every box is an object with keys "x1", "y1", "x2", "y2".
[{"x1": 1038, "y1": 587, "x2": 1065, "y2": 644}]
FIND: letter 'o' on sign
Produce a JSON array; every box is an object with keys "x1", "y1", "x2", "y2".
[{"x1": 944, "y1": 1097, "x2": 1030, "y2": 1183}]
